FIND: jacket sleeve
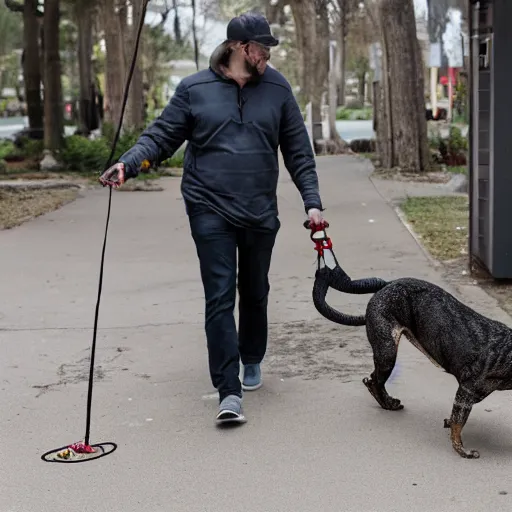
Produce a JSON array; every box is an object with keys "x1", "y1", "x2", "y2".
[
  {"x1": 118, "y1": 81, "x2": 192, "y2": 179},
  {"x1": 279, "y1": 92, "x2": 323, "y2": 213}
]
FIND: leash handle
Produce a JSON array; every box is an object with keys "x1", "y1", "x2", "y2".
[{"x1": 303, "y1": 220, "x2": 333, "y2": 257}]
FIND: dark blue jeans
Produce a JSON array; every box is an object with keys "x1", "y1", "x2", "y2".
[{"x1": 189, "y1": 210, "x2": 278, "y2": 402}]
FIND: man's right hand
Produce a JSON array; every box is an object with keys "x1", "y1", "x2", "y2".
[{"x1": 99, "y1": 162, "x2": 125, "y2": 188}]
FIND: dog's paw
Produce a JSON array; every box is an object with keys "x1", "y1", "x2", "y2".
[
  {"x1": 460, "y1": 449, "x2": 480, "y2": 459},
  {"x1": 454, "y1": 445, "x2": 480, "y2": 459},
  {"x1": 444, "y1": 418, "x2": 451, "y2": 429},
  {"x1": 469, "y1": 450, "x2": 480, "y2": 459},
  {"x1": 386, "y1": 398, "x2": 404, "y2": 411}
]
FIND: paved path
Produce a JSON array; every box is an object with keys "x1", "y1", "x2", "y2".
[{"x1": 1, "y1": 156, "x2": 512, "y2": 512}]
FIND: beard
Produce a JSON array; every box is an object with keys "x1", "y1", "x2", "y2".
[{"x1": 244, "y1": 57, "x2": 266, "y2": 79}]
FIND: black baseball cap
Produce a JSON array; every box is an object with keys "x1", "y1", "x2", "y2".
[{"x1": 226, "y1": 12, "x2": 279, "y2": 47}]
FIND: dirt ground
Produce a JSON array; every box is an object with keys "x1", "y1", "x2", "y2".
[
  {"x1": 0, "y1": 188, "x2": 80, "y2": 230},
  {"x1": 0, "y1": 166, "x2": 174, "y2": 229}
]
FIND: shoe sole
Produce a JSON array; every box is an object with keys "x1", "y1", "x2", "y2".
[
  {"x1": 242, "y1": 381, "x2": 262, "y2": 391},
  {"x1": 216, "y1": 410, "x2": 247, "y2": 425}
]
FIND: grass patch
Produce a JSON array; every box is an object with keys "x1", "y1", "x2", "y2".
[
  {"x1": 336, "y1": 106, "x2": 373, "y2": 121},
  {"x1": 400, "y1": 196, "x2": 469, "y2": 261},
  {"x1": 447, "y1": 165, "x2": 467, "y2": 175},
  {"x1": 0, "y1": 188, "x2": 79, "y2": 230}
]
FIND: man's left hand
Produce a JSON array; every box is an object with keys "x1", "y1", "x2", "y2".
[{"x1": 307, "y1": 208, "x2": 325, "y2": 227}]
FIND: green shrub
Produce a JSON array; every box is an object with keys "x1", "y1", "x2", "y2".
[
  {"x1": 447, "y1": 125, "x2": 468, "y2": 153},
  {"x1": 114, "y1": 129, "x2": 141, "y2": 161},
  {"x1": 336, "y1": 107, "x2": 351, "y2": 120},
  {"x1": 58, "y1": 126, "x2": 147, "y2": 173},
  {"x1": 0, "y1": 137, "x2": 44, "y2": 162},
  {"x1": 160, "y1": 147, "x2": 185, "y2": 168},
  {"x1": 59, "y1": 135, "x2": 111, "y2": 172},
  {"x1": 0, "y1": 140, "x2": 15, "y2": 160},
  {"x1": 22, "y1": 138, "x2": 45, "y2": 158},
  {"x1": 46, "y1": 124, "x2": 185, "y2": 173},
  {"x1": 429, "y1": 125, "x2": 468, "y2": 166},
  {"x1": 101, "y1": 122, "x2": 116, "y2": 144},
  {"x1": 336, "y1": 106, "x2": 373, "y2": 121}
]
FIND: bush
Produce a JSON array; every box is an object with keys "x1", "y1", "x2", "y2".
[
  {"x1": 0, "y1": 122, "x2": 185, "y2": 174},
  {"x1": 57, "y1": 131, "x2": 185, "y2": 173},
  {"x1": 59, "y1": 135, "x2": 111, "y2": 172},
  {"x1": 447, "y1": 125, "x2": 468, "y2": 153},
  {"x1": 58, "y1": 125, "x2": 147, "y2": 173},
  {"x1": 22, "y1": 138, "x2": 45, "y2": 158},
  {"x1": 429, "y1": 125, "x2": 468, "y2": 166},
  {"x1": 160, "y1": 147, "x2": 185, "y2": 168},
  {"x1": 336, "y1": 106, "x2": 373, "y2": 121},
  {"x1": 0, "y1": 140, "x2": 15, "y2": 160},
  {"x1": 1, "y1": 137, "x2": 43, "y2": 163}
]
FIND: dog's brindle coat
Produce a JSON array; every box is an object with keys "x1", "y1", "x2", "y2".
[{"x1": 315, "y1": 272, "x2": 512, "y2": 459}]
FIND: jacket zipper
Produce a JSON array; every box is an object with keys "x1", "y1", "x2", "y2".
[{"x1": 237, "y1": 87, "x2": 244, "y2": 122}]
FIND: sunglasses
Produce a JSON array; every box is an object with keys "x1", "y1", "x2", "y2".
[{"x1": 244, "y1": 40, "x2": 271, "y2": 59}]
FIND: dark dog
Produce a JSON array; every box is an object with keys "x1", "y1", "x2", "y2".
[{"x1": 313, "y1": 267, "x2": 512, "y2": 460}]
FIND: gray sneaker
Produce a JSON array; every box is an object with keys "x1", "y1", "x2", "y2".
[
  {"x1": 242, "y1": 363, "x2": 262, "y2": 391},
  {"x1": 216, "y1": 394, "x2": 246, "y2": 425}
]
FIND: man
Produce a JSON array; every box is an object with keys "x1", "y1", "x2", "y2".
[{"x1": 99, "y1": 12, "x2": 325, "y2": 425}]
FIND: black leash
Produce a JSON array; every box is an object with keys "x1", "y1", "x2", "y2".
[
  {"x1": 304, "y1": 220, "x2": 389, "y2": 327},
  {"x1": 84, "y1": 0, "x2": 149, "y2": 447}
]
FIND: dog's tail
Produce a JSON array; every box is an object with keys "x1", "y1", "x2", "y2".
[{"x1": 312, "y1": 265, "x2": 389, "y2": 326}]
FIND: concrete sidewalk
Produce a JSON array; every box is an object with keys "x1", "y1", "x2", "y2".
[{"x1": 2, "y1": 155, "x2": 512, "y2": 512}]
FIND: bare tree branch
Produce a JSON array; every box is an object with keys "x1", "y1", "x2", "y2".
[
  {"x1": 5, "y1": 0, "x2": 44, "y2": 16},
  {"x1": 4, "y1": 0, "x2": 23, "y2": 13}
]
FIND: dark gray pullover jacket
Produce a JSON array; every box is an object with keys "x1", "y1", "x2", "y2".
[{"x1": 119, "y1": 43, "x2": 323, "y2": 231}]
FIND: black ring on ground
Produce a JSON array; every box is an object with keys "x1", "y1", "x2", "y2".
[{"x1": 41, "y1": 442, "x2": 117, "y2": 464}]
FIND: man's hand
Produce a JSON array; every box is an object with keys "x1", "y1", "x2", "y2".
[
  {"x1": 99, "y1": 162, "x2": 125, "y2": 188},
  {"x1": 307, "y1": 207, "x2": 325, "y2": 227}
]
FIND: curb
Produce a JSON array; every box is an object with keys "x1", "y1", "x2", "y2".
[
  {"x1": 0, "y1": 180, "x2": 83, "y2": 191},
  {"x1": 393, "y1": 205, "x2": 442, "y2": 269}
]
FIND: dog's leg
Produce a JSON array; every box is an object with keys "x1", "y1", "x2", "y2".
[
  {"x1": 363, "y1": 323, "x2": 403, "y2": 411},
  {"x1": 444, "y1": 386, "x2": 481, "y2": 459}
]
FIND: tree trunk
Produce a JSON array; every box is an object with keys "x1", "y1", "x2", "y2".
[
  {"x1": 357, "y1": 71, "x2": 366, "y2": 105},
  {"x1": 290, "y1": 0, "x2": 326, "y2": 140},
  {"x1": 328, "y1": 39, "x2": 340, "y2": 142},
  {"x1": 125, "y1": 0, "x2": 144, "y2": 131},
  {"x1": 311, "y1": 0, "x2": 329, "y2": 141},
  {"x1": 378, "y1": 0, "x2": 430, "y2": 172},
  {"x1": 191, "y1": 0, "x2": 199, "y2": 71},
  {"x1": 172, "y1": 0, "x2": 182, "y2": 44},
  {"x1": 336, "y1": 7, "x2": 346, "y2": 107},
  {"x1": 23, "y1": 0, "x2": 43, "y2": 138},
  {"x1": 76, "y1": 2, "x2": 94, "y2": 135},
  {"x1": 375, "y1": 3, "x2": 393, "y2": 168},
  {"x1": 291, "y1": 0, "x2": 348, "y2": 151},
  {"x1": 290, "y1": 0, "x2": 314, "y2": 106},
  {"x1": 43, "y1": 0, "x2": 63, "y2": 151},
  {"x1": 102, "y1": 0, "x2": 126, "y2": 129}
]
